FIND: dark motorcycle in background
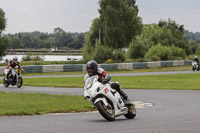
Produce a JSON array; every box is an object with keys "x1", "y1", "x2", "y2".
[
  {"x1": 3, "y1": 66, "x2": 24, "y2": 88},
  {"x1": 192, "y1": 61, "x2": 199, "y2": 71}
]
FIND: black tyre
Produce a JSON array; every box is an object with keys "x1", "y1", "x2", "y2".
[
  {"x1": 95, "y1": 100, "x2": 115, "y2": 121},
  {"x1": 17, "y1": 77, "x2": 23, "y2": 88},
  {"x1": 3, "y1": 78, "x2": 9, "y2": 87},
  {"x1": 124, "y1": 105, "x2": 136, "y2": 119}
]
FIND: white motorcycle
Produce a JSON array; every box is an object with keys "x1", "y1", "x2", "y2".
[
  {"x1": 84, "y1": 75, "x2": 136, "y2": 121},
  {"x1": 192, "y1": 61, "x2": 199, "y2": 71},
  {"x1": 3, "y1": 66, "x2": 23, "y2": 88}
]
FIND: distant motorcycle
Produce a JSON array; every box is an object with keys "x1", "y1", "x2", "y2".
[
  {"x1": 192, "y1": 61, "x2": 199, "y2": 71},
  {"x1": 3, "y1": 66, "x2": 24, "y2": 88},
  {"x1": 84, "y1": 75, "x2": 136, "y2": 121}
]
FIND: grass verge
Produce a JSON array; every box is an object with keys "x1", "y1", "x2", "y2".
[
  {"x1": 0, "y1": 92, "x2": 93, "y2": 116},
  {"x1": 112, "y1": 74, "x2": 200, "y2": 90},
  {"x1": 1, "y1": 73, "x2": 200, "y2": 90}
]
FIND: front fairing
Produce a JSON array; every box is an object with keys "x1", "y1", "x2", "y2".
[
  {"x1": 84, "y1": 76, "x2": 124, "y2": 105},
  {"x1": 84, "y1": 75, "x2": 103, "y2": 98},
  {"x1": 192, "y1": 61, "x2": 197, "y2": 66}
]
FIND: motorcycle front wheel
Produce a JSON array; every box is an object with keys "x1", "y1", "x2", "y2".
[
  {"x1": 124, "y1": 105, "x2": 136, "y2": 119},
  {"x1": 95, "y1": 100, "x2": 115, "y2": 121},
  {"x1": 192, "y1": 66, "x2": 195, "y2": 71},
  {"x1": 17, "y1": 77, "x2": 23, "y2": 88},
  {"x1": 3, "y1": 78, "x2": 9, "y2": 87}
]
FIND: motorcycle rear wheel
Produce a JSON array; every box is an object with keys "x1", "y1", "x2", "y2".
[
  {"x1": 124, "y1": 105, "x2": 136, "y2": 119},
  {"x1": 17, "y1": 77, "x2": 23, "y2": 88},
  {"x1": 95, "y1": 101, "x2": 115, "y2": 121},
  {"x1": 3, "y1": 78, "x2": 9, "y2": 87}
]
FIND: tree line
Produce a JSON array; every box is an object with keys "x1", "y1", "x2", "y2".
[{"x1": 6, "y1": 27, "x2": 86, "y2": 50}]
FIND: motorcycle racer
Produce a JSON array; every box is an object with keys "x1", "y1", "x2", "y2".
[
  {"x1": 5, "y1": 57, "x2": 20, "y2": 80},
  {"x1": 193, "y1": 56, "x2": 199, "y2": 65},
  {"x1": 84, "y1": 60, "x2": 132, "y2": 105}
]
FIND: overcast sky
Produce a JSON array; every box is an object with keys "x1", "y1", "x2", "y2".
[{"x1": 0, "y1": 0, "x2": 200, "y2": 34}]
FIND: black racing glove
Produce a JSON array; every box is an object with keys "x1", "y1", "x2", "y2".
[{"x1": 102, "y1": 78, "x2": 109, "y2": 84}]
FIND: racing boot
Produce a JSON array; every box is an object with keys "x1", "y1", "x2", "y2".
[{"x1": 120, "y1": 90, "x2": 133, "y2": 106}]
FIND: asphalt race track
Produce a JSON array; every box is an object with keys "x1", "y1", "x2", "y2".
[{"x1": 0, "y1": 71, "x2": 200, "y2": 133}]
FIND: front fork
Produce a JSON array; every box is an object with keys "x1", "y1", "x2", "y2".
[{"x1": 16, "y1": 74, "x2": 18, "y2": 83}]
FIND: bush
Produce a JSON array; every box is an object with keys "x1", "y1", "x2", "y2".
[
  {"x1": 112, "y1": 50, "x2": 125, "y2": 63},
  {"x1": 128, "y1": 37, "x2": 151, "y2": 59},
  {"x1": 144, "y1": 44, "x2": 186, "y2": 61},
  {"x1": 144, "y1": 44, "x2": 171, "y2": 61},
  {"x1": 171, "y1": 45, "x2": 186, "y2": 59},
  {"x1": 92, "y1": 41, "x2": 126, "y2": 63},
  {"x1": 22, "y1": 53, "x2": 44, "y2": 62},
  {"x1": 93, "y1": 41, "x2": 113, "y2": 63}
]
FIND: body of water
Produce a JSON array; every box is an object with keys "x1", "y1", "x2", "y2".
[{"x1": 1, "y1": 55, "x2": 83, "y2": 63}]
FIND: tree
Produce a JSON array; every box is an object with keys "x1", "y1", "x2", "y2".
[
  {"x1": 158, "y1": 19, "x2": 191, "y2": 55},
  {"x1": 83, "y1": 0, "x2": 142, "y2": 63},
  {"x1": 44, "y1": 37, "x2": 55, "y2": 49},
  {"x1": 9, "y1": 37, "x2": 22, "y2": 49},
  {"x1": 159, "y1": 18, "x2": 184, "y2": 33},
  {"x1": 82, "y1": 18, "x2": 100, "y2": 61},
  {"x1": 99, "y1": 0, "x2": 142, "y2": 49},
  {"x1": 67, "y1": 33, "x2": 85, "y2": 49},
  {"x1": 0, "y1": 8, "x2": 8, "y2": 60},
  {"x1": 54, "y1": 27, "x2": 65, "y2": 33}
]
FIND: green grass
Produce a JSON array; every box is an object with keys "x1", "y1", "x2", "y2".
[
  {"x1": 112, "y1": 74, "x2": 200, "y2": 90},
  {"x1": 22, "y1": 71, "x2": 86, "y2": 76},
  {"x1": 23, "y1": 73, "x2": 200, "y2": 90},
  {"x1": 26, "y1": 73, "x2": 200, "y2": 90},
  {"x1": 0, "y1": 92, "x2": 93, "y2": 116},
  {"x1": 23, "y1": 77, "x2": 84, "y2": 87},
  {"x1": 1, "y1": 73, "x2": 199, "y2": 90}
]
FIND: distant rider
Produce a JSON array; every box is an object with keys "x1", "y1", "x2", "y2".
[
  {"x1": 193, "y1": 56, "x2": 199, "y2": 65},
  {"x1": 84, "y1": 60, "x2": 132, "y2": 105},
  {"x1": 5, "y1": 57, "x2": 20, "y2": 80}
]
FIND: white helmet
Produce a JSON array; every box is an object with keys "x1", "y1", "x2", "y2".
[{"x1": 13, "y1": 57, "x2": 18, "y2": 61}]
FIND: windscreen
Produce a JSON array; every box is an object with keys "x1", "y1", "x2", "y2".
[{"x1": 84, "y1": 75, "x2": 98, "y2": 90}]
